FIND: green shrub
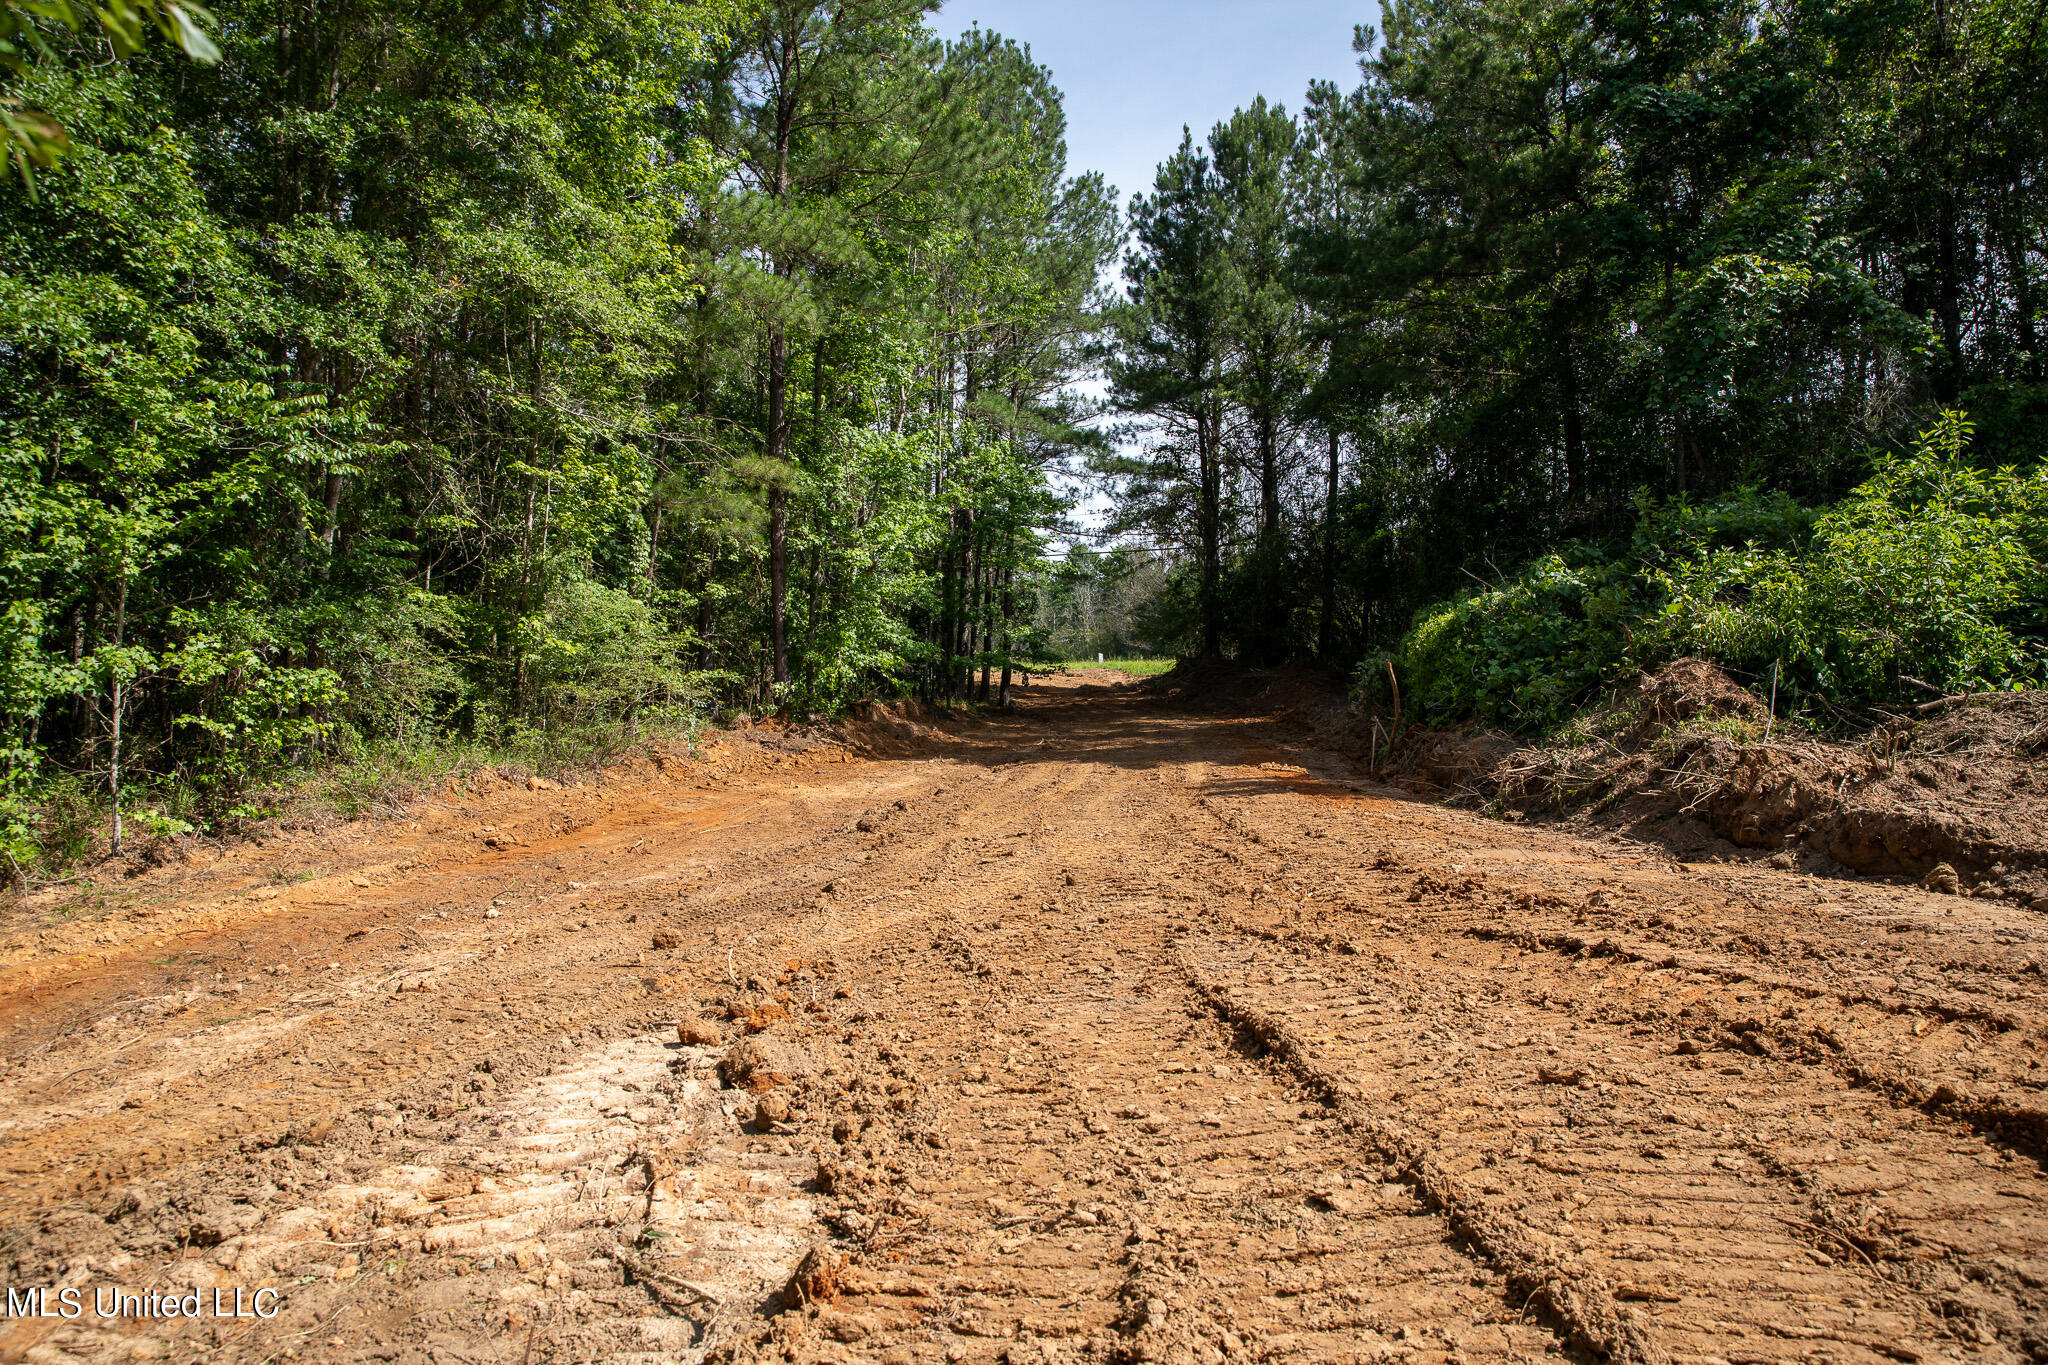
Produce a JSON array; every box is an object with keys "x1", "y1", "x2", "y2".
[
  {"x1": 1373, "y1": 411, "x2": 2045, "y2": 732},
  {"x1": 1389, "y1": 551, "x2": 1635, "y2": 729},
  {"x1": 1652, "y1": 412, "x2": 2044, "y2": 700}
]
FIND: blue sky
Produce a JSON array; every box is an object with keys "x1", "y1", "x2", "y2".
[
  {"x1": 929, "y1": 2, "x2": 1371, "y2": 539},
  {"x1": 935, "y1": 0, "x2": 1371, "y2": 213}
]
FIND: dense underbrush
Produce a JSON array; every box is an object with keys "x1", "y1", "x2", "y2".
[{"x1": 1360, "y1": 414, "x2": 2048, "y2": 733}]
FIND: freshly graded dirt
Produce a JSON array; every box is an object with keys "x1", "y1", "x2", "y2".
[{"x1": 2, "y1": 671, "x2": 2045, "y2": 1365}]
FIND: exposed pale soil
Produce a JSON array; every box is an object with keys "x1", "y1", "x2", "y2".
[{"x1": 1, "y1": 671, "x2": 2046, "y2": 1365}]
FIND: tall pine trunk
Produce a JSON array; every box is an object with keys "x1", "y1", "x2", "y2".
[
  {"x1": 1198, "y1": 412, "x2": 1222, "y2": 659},
  {"x1": 1259, "y1": 403, "x2": 1280, "y2": 542},
  {"x1": 977, "y1": 545, "x2": 995, "y2": 702},
  {"x1": 767, "y1": 321, "x2": 790, "y2": 686},
  {"x1": 764, "y1": 54, "x2": 796, "y2": 690},
  {"x1": 998, "y1": 550, "x2": 1014, "y2": 708},
  {"x1": 1319, "y1": 427, "x2": 1339, "y2": 659},
  {"x1": 106, "y1": 567, "x2": 128, "y2": 858},
  {"x1": 936, "y1": 535, "x2": 956, "y2": 702}
]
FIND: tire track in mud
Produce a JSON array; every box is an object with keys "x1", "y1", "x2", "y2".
[
  {"x1": 1176, "y1": 753, "x2": 2048, "y2": 1167},
  {"x1": 1175, "y1": 758, "x2": 2048, "y2": 1365},
  {"x1": 4, "y1": 676, "x2": 2047, "y2": 1365},
  {"x1": 0, "y1": 756, "x2": 978, "y2": 1210},
  {"x1": 1448, "y1": 921, "x2": 2048, "y2": 1163},
  {"x1": 768, "y1": 744, "x2": 1578, "y2": 1365},
  {"x1": 1175, "y1": 956, "x2": 1666, "y2": 1365}
]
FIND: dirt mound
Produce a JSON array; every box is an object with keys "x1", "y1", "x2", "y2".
[
  {"x1": 1626, "y1": 655, "x2": 1768, "y2": 736},
  {"x1": 1388, "y1": 726, "x2": 1524, "y2": 795},
  {"x1": 1466, "y1": 666, "x2": 2048, "y2": 903},
  {"x1": 837, "y1": 697, "x2": 957, "y2": 756},
  {"x1": 1386, "y1": 661, "x2": 1767, "y2": 799},
  {"x1": 1805, "y1": 691, "x2": 2048, "y2": 890},
  {"x1": 1171, "y1": 656, "x2": 2048, "y2": 903}
]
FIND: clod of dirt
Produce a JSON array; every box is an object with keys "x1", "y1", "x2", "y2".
[
  {"x1": 651, "y1": 931, "x2": 679, "y2": 949},
  {"x1": 725, "y1": 994, "x2": 790, "y2": 1033},
  {"x1": 753, "y1": 1092, "x2": 791, "y2": 1127},
  {"x1": 1923, "y1": 863, "x2": 1961, "y2": 894},
  {"x1": 816, "y1": 1158, "x2": 870, "y2": 1196},
  {"x1": 784, "y1": 1246, "x2": 843, "y2": 1305},
  {"x1": 97, "y1": 1185, "x2": 153, "y2": 1221},
  {"x1": 678, "y1": 1018, "x2": 722, "y2": 1046},
  {"x1": 183, "y1": 1197, "x2": 263, "y2": 1245},
  {"x1": 719, "y1": 1034, "x2": 811, "y2": 1092},
  {"x1": 818, "y1": 1309, "x2": 869, "y2": 1342}
]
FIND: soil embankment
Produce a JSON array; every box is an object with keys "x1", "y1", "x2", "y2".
[{"x1": 1167, "y1": 658, "x2": 2048, "y2": 909}]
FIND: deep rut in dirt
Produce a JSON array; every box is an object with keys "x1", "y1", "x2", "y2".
[{"x1": 1, "y1": 672, "x2": 2045, "y2": 1365}]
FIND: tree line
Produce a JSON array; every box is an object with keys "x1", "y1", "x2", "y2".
[
  {"x1": 1105, "y1": 0, "x2": 2047, "y2": 716},
  {"x1": 1, "y1": 0, "x2": 1116, "y2": 859},
  {"x1": 5, "y1": 0, "x2": 2046, "y2": 867}
]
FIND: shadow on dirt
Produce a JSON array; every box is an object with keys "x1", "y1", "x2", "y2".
[{"x1": 1007, "y1": 656, "x2": 2048, "y2": 912}]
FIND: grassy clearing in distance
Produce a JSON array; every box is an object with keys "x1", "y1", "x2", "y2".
[
  {"x1": 1014, "y1": 657, "x2": 1177, "y2": 678},
  {"x1": 1089, "y1": 657, "x2": 1178, "y2": 676}
]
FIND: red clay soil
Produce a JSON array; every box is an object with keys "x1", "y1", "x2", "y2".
[
  {"x1": 0, "y1": 669, "x2": 2044, "y2": 1365},
  {"x1": 1318, "y1": 661, "x2": 2048, "y2": 910}
]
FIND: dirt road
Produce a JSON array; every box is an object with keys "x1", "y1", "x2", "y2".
[{"x1": 3, "y1": 672, "x2": 2045, "y2": 1365}]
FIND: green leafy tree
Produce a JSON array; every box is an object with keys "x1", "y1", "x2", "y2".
[{"x1": 2, "y1": 0, "x2": 217, "y2": 187}]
